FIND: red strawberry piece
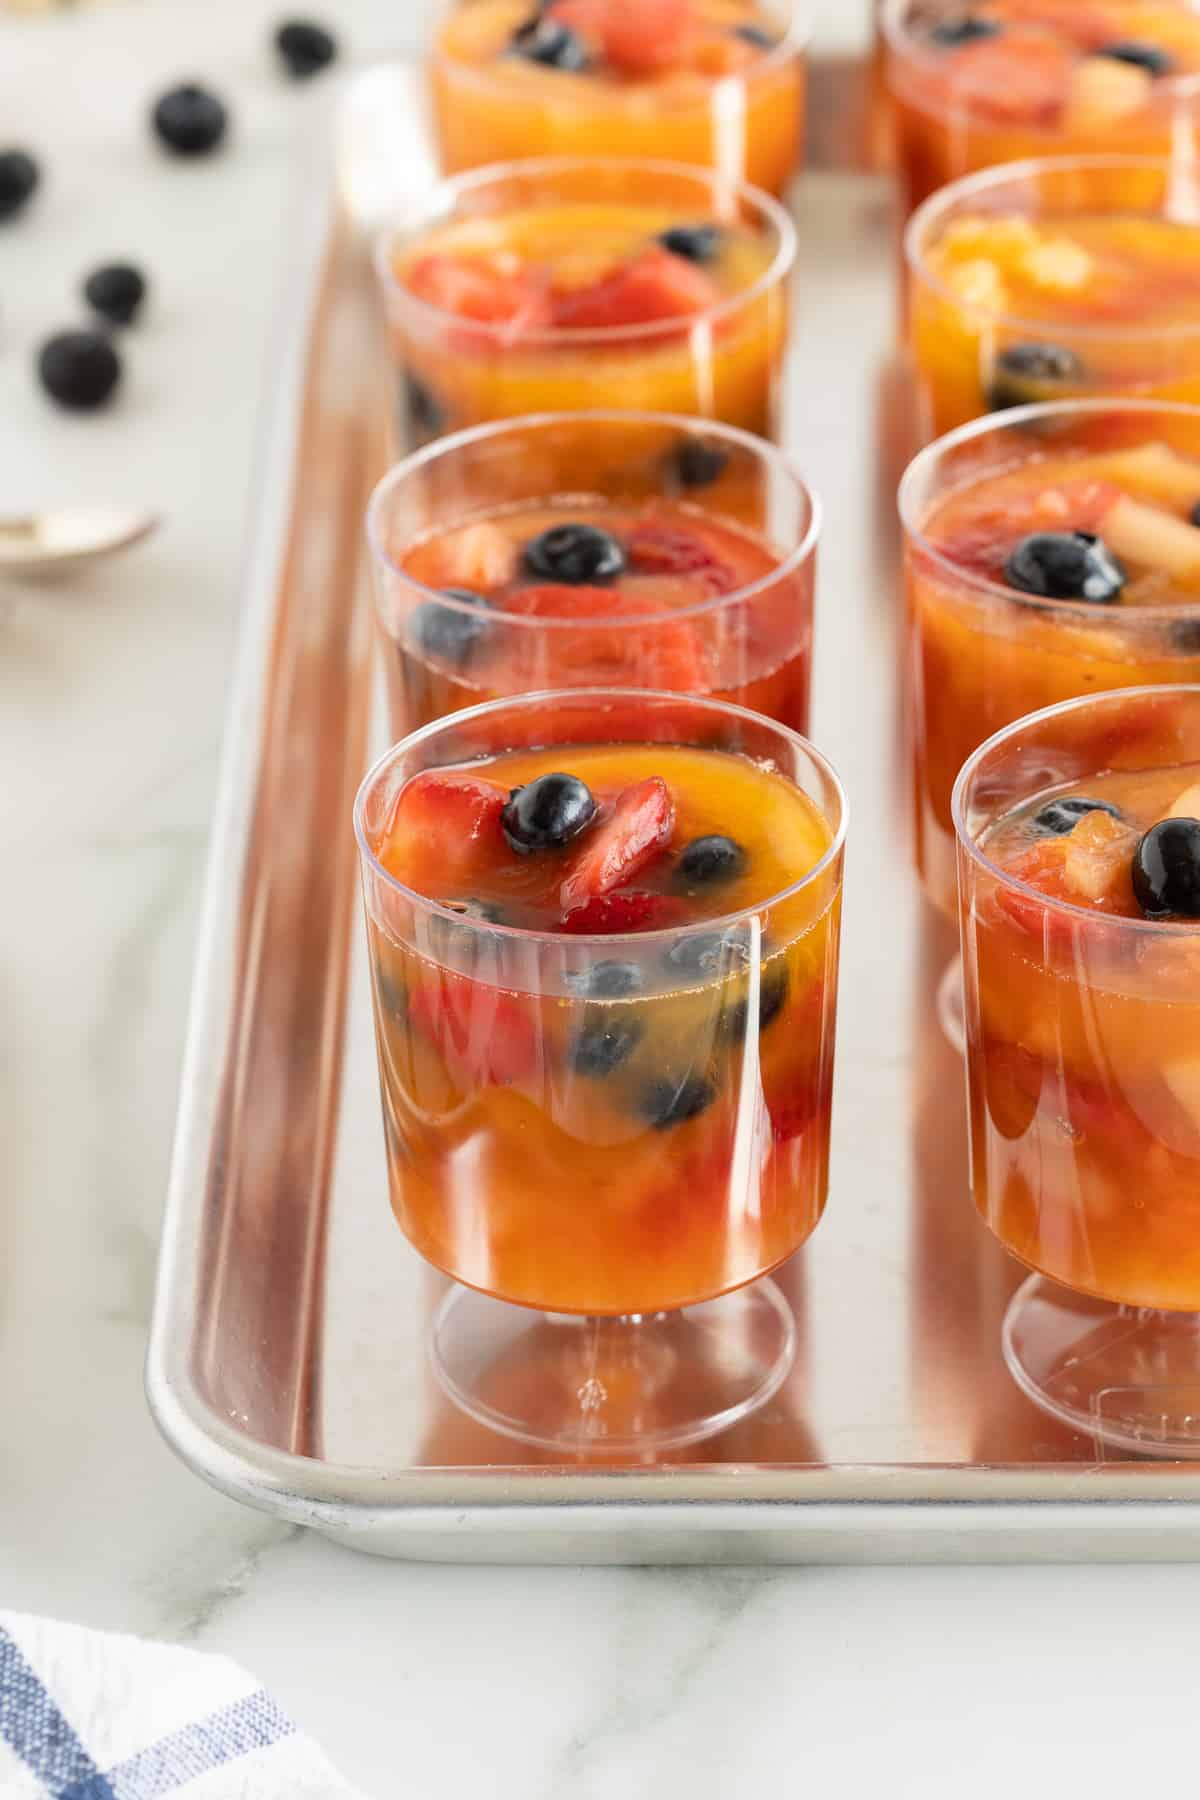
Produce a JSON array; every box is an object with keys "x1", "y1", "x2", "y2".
[
  {"x1": 597, "y1": 0, "x2": 695, "y2": 73},
  {"x1": 550, "y1": 245, "x2": 719, "y2": 331},
  {"x1": 379, "y1": 770, "x2": 506, "y2": 884},
  {"x1": 407, "y1": 971, "x2": 539, "y2": 1086},
  {"x1": 560, "y1": 890, "x2": 685, "y2": 934},
  {"x1": 626, "y1": 522, "x2": 737, "y2": 592},
  {"x1": 405, "y1": 254, "x2": 550, "y2": 336},
  {"x1": 503, "y1": 584, "x2": 712, "y2": 693},
  {"x1": 559, "y1": 777, "x2": 675, "y2": 912}
]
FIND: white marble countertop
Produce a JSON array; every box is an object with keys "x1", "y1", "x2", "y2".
[{"x1": 5, "y1": 0, "x2": 1200, "y2": 1793}]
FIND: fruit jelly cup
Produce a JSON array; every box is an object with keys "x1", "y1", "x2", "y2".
[
  {"x1": 375, "y1": 156, "x2": 797, "y2": 449},
  {"x1": 883, "y1": 0, "x2": 1200, "y2": 219},
  {"x1": 905, "y1": 155, "x2": 1200, "y2": 442},
  {"x1": 428, "y1": 1, "x2": 809, "y2": 197},
  {"x1": 900, "y1": 397, "x2": 1200, "y2": 915},
  {"x1": 365, "y1": 409, "x2": 820, "y2": 738},
  {"x1": 953, "y1": 684, "x2": 1200, "y2": 1310},
  {"x1": 354, "y1": 686, "x2": 847, "y2": 1317}
]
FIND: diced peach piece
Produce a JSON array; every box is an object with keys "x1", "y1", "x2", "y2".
[
  {"x1": 1061, "y1": 809, "x2": 1140, "y2": 904},
  {"x1": 1102, "y1": 494, "x2": 1200, "y2": 586},
  {"x1": 1167, "y1": 782, "x2": 1200, "y2": 821},
  {"x1": 1062, "y1": 55, "x2": 1153, "y2": 132},
  {"x1": 432, "y1": 521, "x2": 518, "y2": 591}
]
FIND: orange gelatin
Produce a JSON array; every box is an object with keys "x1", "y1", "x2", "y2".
[
  {"x1": 961, "y1": 734, "x2": 1200, "y2": 1310},
  {"x1": 379, "y1": 165, "x2": 791, "y2": 443},
  {"x1": 907, "y1": 161, "x2": 1200, "y2": 439},
  {"x1": 885, "y1": 0, "x2": 1200, "y2": 216},
  {"x1": 362, "y1": 741, "x2": 841, "y2": 1314},
  {"x1": 905, "y1": 405, "x2": 1200, "y2": 912},
  {"x1": 430, "y1": 0, "x2": 806, "y2": 196}
]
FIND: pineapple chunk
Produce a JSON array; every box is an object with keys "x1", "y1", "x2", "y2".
[
  {"x1": 1063, "y1": 55, "x2": 1153, "y2": 131},
  {"x1": 940, "y1": 215, "x2": 1037, "y2": 260},
  {"x1": 1167, "y1": 783, "x2": 1200, "y2": 821},
  {"x1": 1082, "y1": 443, "x2": 1200, "y2": 510},
  {"x1": 1021, "y1": 237, "x2": 1093, "y2": 293},
  {"x1": 945, "y1": 257, "x2": 1009, "y2": 312},
  {"x1": 1102, "y1": 494, "x2": 1200, "y2": 586},
  {"x1": 1162, "y1": 1060, "x2": 1200, "y2": 1134}
]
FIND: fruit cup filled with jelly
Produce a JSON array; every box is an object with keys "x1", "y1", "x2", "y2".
[
  {"x1": 902, "y1": 399, "x2": 1200, "y2": 916},
  {"x1": 955, "y1": 685, "x2": 1200, "y2": 1456},
  {"x1": 355, "y1": 687, "x2": 845, "y2": 1452},
  {"x1": 367, "y1": 411, "x2": 819, "y2": 740},
  {"x1": 377, "y1": 157, "x2": 795, "y2": 449},
  {"x1": 906, "y1": 155, "x2": 1200, "y2": 441},
  {"x1": 430, "y1": 0, "x2": 806, "y2": 198},
  {"x1": 884, "y1": 0, "x2": 1200, "y2": 218}
]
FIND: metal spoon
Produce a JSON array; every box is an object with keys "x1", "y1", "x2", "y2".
[{"x1": 0, "y1": 505, "x2": 159, "y2": 575}]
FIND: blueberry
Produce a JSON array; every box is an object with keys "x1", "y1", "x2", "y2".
[
  {"x1": 718, "y1": 960, "x2": 790, "y2": 1044},
  {"x1": 375, "y1": 967, "x2": 408, "y2": 1022},
  {"x1": 566, "y1": 960, "x2": 644, "y2": 998},
  {"x1": 663, "y1": 930, "x2": 749, "y2": 980},
  {"x1": 1133, "y1": 818, "x2": 1200, "y2": 918},
  {"x1": 511, "y1": 17, "x2": 589, "y2": 70},
  {"x1": 674, "y1": 835, "x2": 746, "y2": 891},
  {"x1": 83, "y1": 263, "x2": 147, "y2": 327},
  {"x1": 733, "y1": 23, "x2": 777, "y2": 47},
  {"x1": 410, "y1": 588, "x2": 491, "y2": 666},
  {"x1": 986, "y1": 342, "x2": 1084, "y2": 412},
  {"x1": 37, "y1": 331, "x2": 122, "y2": 411},
  {"x1": 671, "y1": 436, "x2": 730, "y2": 490},
  {"x1": 403, "y1": 372, "x2": 446, "y2": 443},
  {"x1": 1190, "y1": 502, "x2": 1200, "y2": 528},
  {"x1": 502, "y1": 773, "x2": 597, "y2": 853},
  {"x1": 0, "y1": 150, "x2": 39, "y2": 221},
  {"x1": 1031, "y1": 796, "x2": 1124, "y2": 838},
  {"x1": 523, "y1": 523, "x2": 625, "y2": 586},
  {"x1": 658, "y1": 224, "x2": 722, "y2": 265},
  {"x1": 570, "y1": 1010, "x2": 644, "y2": 1077},
  {"x1": 928, "y1": 15, "x2": 1001, "y2": 46},
  {"x1": 1098, "y1": 40, "x2": 1173, "y2": 76},
  {"x1": 152, "y1": 84, "x2": 229, "y2": 156},
  {"x1": 638, "y1": 1070, "x2": 718, "y2": 1129},
  {"x1": 1004, "y1": 532, "x2": 1126, "y2": 604},
  {"x1": 275, "y1": 18, "x2": 338, "y2": 78}
]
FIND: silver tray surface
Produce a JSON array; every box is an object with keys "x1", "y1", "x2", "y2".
[{"x1": 146, "y1": 59, "x2": 1200, "y2": 1563}]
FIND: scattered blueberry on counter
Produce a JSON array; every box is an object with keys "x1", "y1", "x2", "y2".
[
  {"x1": 83, "y1": 263, "x2": 147, "y2": 327},
  {"x1": 152, "y1": 83, "x2": 229, "y2": 157},
  {"x1": 0, "y1": 149, "x2": 39, "y2": 221},
  {"x1": 37, "y1": 331, "x2": 122, "y2": 411},
  {"x1": 275, "y1": 18, "x2": 338, "y2": 79}
]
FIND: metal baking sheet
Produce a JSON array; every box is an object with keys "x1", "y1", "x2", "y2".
[{"x1": 146, "y1": 57, "x2": 1200, "y2": 1562}]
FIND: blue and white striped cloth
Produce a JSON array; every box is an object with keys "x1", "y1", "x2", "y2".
[{"x1": 0, "y1": 1612, "x2": 365, "y2": 1798}]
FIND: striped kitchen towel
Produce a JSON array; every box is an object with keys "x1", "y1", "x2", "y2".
[{"x1": 0, "y1": 1611, "x2": 366, "y2": 1798}]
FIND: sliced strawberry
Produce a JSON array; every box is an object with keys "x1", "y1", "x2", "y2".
[
  {"x1": 503, "y1": 585, "x2": 712, "y2": 692},
  {"x1": 598, "y1": 0, "x2": 695, "y2": 73},
  {"x1": 626, "y1": 522, "x2": 737, "y2": 592},
  {"x1": 379, "y1": 771, "x2": 506, "y2": 885},
  {"x1": 559, "y1": 778, "x2": 676, "y2": 912},
  {"x1": 407, "y1": 970, "x2": 539, "y2": 1087},
  {"x1": 560, "y1": 890, "x2": 685, "y2": 934},
  {"x1": 405, "y1": 254, "x2": 550, "y2": 335},
  {"x1": 551, "y1": 246, "x2": 719, "y2": 331},
  {"x1": 431, "y1": 520, "x2": 517, "y2": 591}
]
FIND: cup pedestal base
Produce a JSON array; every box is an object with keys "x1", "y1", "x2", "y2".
[
  {"x1": 430, "y1": 1278, "x2": 796, "y2": 1456},
  {"x1": 1003, "y1": 1275, "x2": 1200, "y2": 1458}
]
